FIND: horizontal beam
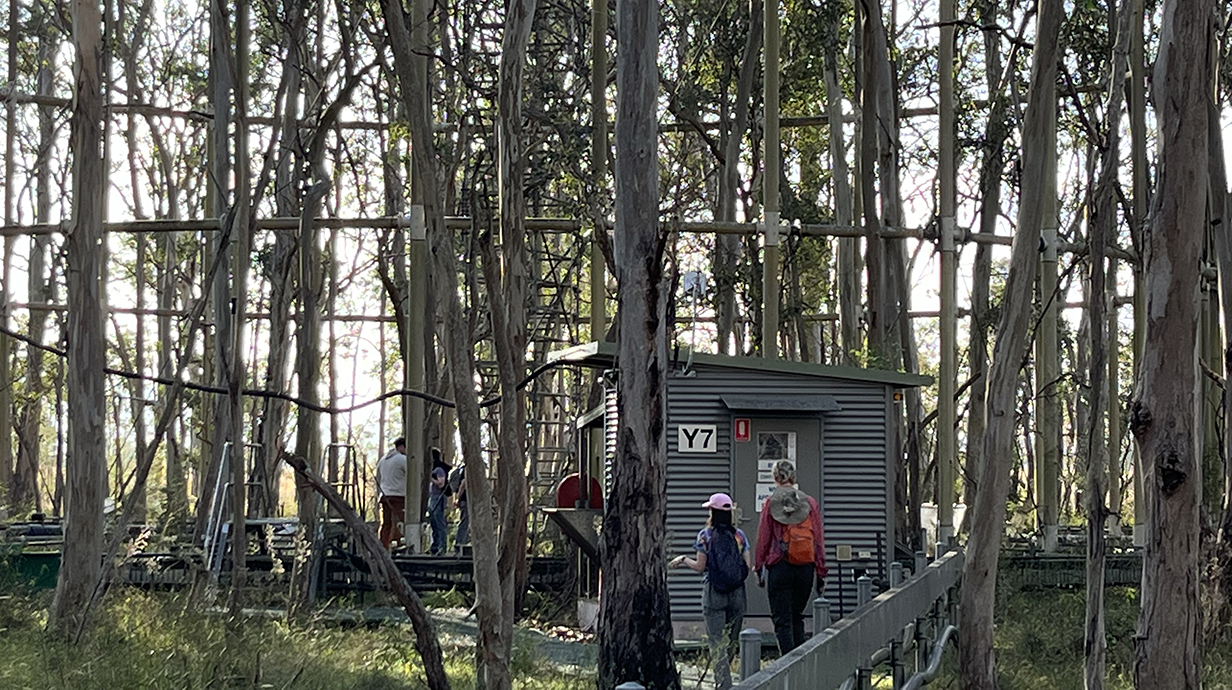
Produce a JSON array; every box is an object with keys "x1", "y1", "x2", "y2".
[{"x1": 0, "y1": 216, "x2": 1139, "y2": 260}]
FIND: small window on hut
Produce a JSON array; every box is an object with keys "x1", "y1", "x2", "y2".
[{"x1": 757, "y1": 431, "x2": 796, "y2": 462}]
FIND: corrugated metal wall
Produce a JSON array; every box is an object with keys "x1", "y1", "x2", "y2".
[{"x1": 661, "y1": 363, "x2": 892, "y2": 623}]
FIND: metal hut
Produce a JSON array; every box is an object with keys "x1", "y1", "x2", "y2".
[{"x1": 548, "y1": 341, "x2": 932, "y2": 640}]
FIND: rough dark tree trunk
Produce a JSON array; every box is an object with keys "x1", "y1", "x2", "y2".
[
  {"x1": 1131, "y1": 0, "x2": 1211, "y2": 685},
  {"x1": 596, "y1": 1, "x2": 678, "y2": 688}
]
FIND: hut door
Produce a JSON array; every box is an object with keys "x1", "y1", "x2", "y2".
[{"x1": 731, "y1": 417, "x2": 822, "y2": 618}]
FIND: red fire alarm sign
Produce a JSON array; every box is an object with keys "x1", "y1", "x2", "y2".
[{"x1": 734, "y1": 418, "x2": 751, "y2": 442}]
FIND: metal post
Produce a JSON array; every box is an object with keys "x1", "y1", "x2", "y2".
[
  {"x1": 762, "y1": 0, "x2": 780, "y2": 358},
  {"x1": 589, "y1": 0, "x2": 607, "y2": 342},
  {"x1": 914, "y1": 615, "x2": 929, "y2": 673},
  {"x1": 813, "y1": 597, "x2": 832, "y2": 631},
  {"x1": 1036, "y1": 148, "x2": 1061, "y2": 554},
  {"x1": 858, "y1": 666, "x2": 872, "y2": 690},
  {"x1": 890, "y1": 638, "x2": 905, "y2": 689},
  {"x1": 947, "y1": 584, "x2": 960, "y2": 628},
  {"x1": 404, "y1": 205, "x2": 427, "y2": 552},
  {"x1": 740, "y1": 628, "x2": 762, "y2": 680},
  {"x1": 937, "y1": 0, "x2": 957, "y2": 545},
  {"x1": 890, "y1": 561, "x2": 903, "y2": 587},
  {"x1": 857, "y1": 574, "x2": 872, "y2": 606}
]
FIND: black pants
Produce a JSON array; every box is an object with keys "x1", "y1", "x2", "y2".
[{"x1": 766, "y1": 561, "x2": 815, "y2": 654}]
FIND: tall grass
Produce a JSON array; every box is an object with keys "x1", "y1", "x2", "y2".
[
  {"x1": 944, "y1": 585, "x2": 1232, "y2": 690},
  {"x1": 0, "y1": 590, "x2": 596, "y2": 689}
]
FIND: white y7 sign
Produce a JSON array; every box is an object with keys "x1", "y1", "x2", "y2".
[{"x1": 678, "y1": 424, "x2": 718, "y2": 453}]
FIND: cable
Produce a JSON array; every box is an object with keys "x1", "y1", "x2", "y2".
[{"x1": 0, "y1": 324, "x2": 569, "y2": 414}]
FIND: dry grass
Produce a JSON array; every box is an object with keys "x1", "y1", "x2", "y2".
[{"x1": 0, "y1": 589, "x2": 597, "y2": 689}]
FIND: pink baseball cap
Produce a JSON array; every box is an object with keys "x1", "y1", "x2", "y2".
[{"x1": 702, "y1": 492, "x2": 734, "y2": 511}]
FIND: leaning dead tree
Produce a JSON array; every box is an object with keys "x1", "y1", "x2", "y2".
[{"x1": 284, "y1": 451, "x2": 450, "y2": 690}]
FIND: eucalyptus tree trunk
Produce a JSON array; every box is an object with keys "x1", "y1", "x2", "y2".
[
  {"x1": 824, "y1": 11, "x2": 857, "y2": 366},
  {"x1": 14, "y1": 23, "x2": 57, "y2": 515},
  {"x1": 49, "y1": 0, "x2": 106, "y2": 639},
  {"x1": 0, "y1": 0, "x2": 13, "y2": 508},
  {"x1": 228, "y1": 0, "x2": 254, "y2": 609},
  {"x1": 597, "y1": 0, "x2": 679, "y2": 688},
  {"x1": 1212, "y1": 67, "x2": 1232, "y2": 575},
  {"x1": 119, "y1": 0, "x2": 155, "y2": 523},
  {"x1": 959, "y1": 1, "x2": 1062, "y2": 686},
  {"x1": 259, "y1": 0, "x2": 309, "y2": 518},
  {"x1": 153, "y1": 126, "x2": 185, "y2": 522},
  {"x1": 490, "y1": 0, "x2": 536, "y2": 629},
  {"x1": 859, "y1": 0, "x2": 897, "y2": 363},
  {"x1": 1084, "y1": 3, "x2": 1133, "y2": 684},
  {"x1": 1131, "y1": 0, "x2": 1211, "y2": 685},
  {"x1": 287, "y1": 65, "x2": 366, "y2": 608},
  {"x1": 1128, "y1": 0, "x2": 1148, "y2": 547},
  {"x1": 1205, "y1": 53, "x2": 1232, "y2": 644},
  {"x1": 290, "y1": 182, "x2": 326, "y2": 612},
  {"x1": 193, "y1": 0, "x2": 234, "y2": 542},
  {"x1": 964, "y1": 0, "x2": 1007, "y2": 507},
  {"x1": 714, "y1": 0, "x2": 761, "y2": 356},
  {"x1": 382, "y1": 1, "x2": 508, "y2": 686},
  {"x1": 0, "y1": 0, "x2": 16, "y2": 516}
]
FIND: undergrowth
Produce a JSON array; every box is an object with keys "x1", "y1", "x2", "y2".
[
  {"x1": 929, "y1": 585, "x2": 1232, "y2": 689},
  {"x1": 0, "y1": 589, "x2": 596, "y2": 690}
]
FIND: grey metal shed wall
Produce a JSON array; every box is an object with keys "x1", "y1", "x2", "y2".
[{"x1": 662, "y1": 364, "x2": 892, "y2": 623}]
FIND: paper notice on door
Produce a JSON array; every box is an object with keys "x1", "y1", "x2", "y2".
[
  {"x1": 755, "y1": 483, "x2": 776, "y2": 511},
  {"x1": 758, "y1": 459, "x2": 777, "y2": 483}
]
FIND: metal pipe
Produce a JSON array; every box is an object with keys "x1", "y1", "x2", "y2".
[
  {"x1": 937, "y1": 0, "x2": 957, "y2": 548},
  {"x1": 589, "y1": 0, "x2": 608, "y2": 343},
  {"x1": 902, "y1": 625, "x2": 958, "y2": 690}
]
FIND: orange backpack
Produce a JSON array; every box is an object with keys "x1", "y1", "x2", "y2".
[{"x1": 781, "y1": 512, "x2": 815, "y2": 565}]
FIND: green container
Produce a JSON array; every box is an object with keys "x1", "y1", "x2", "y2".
[{"x1": 0, "y1": 543, "x2": 61, "y2": 590}]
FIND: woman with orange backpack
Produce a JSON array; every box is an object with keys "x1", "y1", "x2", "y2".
[{"x1": 754, "y1": 460, "x2": 828, "y2": 655}]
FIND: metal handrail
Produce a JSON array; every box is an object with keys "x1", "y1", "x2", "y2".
[{"x1": 732, "y1": 549, "x2": 964, "y2": 690}]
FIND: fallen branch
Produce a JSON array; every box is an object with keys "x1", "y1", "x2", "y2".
[{"x1": 282, "y1": 450, "x2": 451, "y2": 690}]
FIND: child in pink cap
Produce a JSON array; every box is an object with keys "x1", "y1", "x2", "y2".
[{"x1": 668, "y1": 491, "x2": 752, "y2": 689}]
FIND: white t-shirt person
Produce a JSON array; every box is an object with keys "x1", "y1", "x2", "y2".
[{"x1": 375, "y1": 445, "x2": 407, "y2": 498}]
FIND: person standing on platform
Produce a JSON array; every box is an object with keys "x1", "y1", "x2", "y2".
[
  {"x1": 450, "y1": 465, "x2": 468, "y2": 554},
  {"x1": 426, "y1": 447, "x2": 449, "y2": 555},
  {"x1": 754, "y1": 460, "x2": 827, "y2": 655},
  {"x1": 375, "y1": 437, "x2": 407, "y2": 550}
]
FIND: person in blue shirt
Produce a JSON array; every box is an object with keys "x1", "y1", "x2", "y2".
[
  {"x1": 669, "y1": 492, "x2": 753, "y2": 689},
  {"x1": 426, "y1": 450, "x2": 449, "y2": 556}
]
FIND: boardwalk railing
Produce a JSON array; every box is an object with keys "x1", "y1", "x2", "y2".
[{"x1": 733, "y1": 548, "x2": 963, "y2": 690}]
